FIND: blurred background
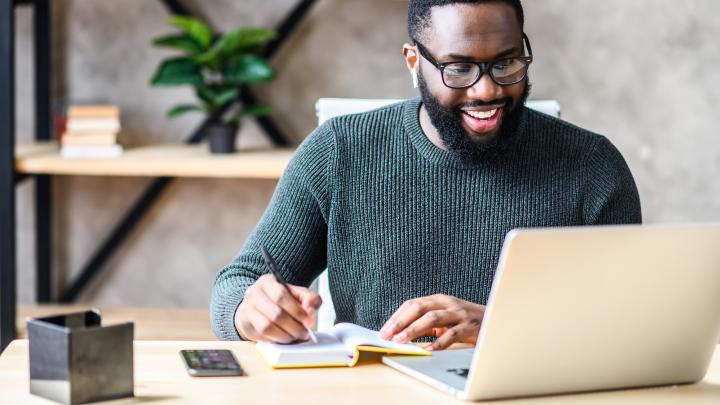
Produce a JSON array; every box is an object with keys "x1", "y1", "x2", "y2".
[{"x1": 12, "y1": 0, "x2": 720, "y2": 307}]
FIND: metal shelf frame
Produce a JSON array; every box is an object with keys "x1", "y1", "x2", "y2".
[{"x1": 0, "y1": 0, "x2": 317, "y2": 352}]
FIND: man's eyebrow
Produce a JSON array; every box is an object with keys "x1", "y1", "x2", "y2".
[{"x1": 444, "y1": 47, "x2": 521, "y2": 62}]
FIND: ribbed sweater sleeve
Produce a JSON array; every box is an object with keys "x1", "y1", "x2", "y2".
[
  {"x1": 582, "y1": 136, "x2": 642, "y2": 225},
  {"x1": 210, "y1": 123, "x2": 335, "y2": 340}
]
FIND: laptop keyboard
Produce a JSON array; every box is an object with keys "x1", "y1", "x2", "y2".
[{"x1": 446, "y1": 368, "x2": 469, "y2": 378}]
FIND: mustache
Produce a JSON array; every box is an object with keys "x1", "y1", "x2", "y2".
[{"x1": 454, "y1": 98, "x2": 513, "y2": 110}]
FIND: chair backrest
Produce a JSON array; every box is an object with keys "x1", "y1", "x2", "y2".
[
  {"x1": 316, "y1": 98, "x2": 561, "y2": 125},
  {"x1": 313, "y1": 97, "x2": 561, "y2": 331}
]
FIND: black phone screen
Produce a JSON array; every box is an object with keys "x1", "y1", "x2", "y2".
[{"x1": 180, "y1": 349, "x2": 245, "y2": 377}]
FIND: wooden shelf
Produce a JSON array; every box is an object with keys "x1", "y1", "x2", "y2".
[
  {"x1": 17, "y1": 305, "x2": 215, "y2": 341},
  {"x1": 15, "y1": 142, "x2": 294, "y2": 179}
]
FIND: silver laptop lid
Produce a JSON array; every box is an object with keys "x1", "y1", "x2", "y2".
[{"x1": 465, "y1": 224, "x2": 720, "y2": 400}]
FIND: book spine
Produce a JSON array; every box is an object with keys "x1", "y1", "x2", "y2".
[
  {"x1": 66, "y1": 120, "x2": 121, "y2": 132},
  {"x1": 61, "y1": 135, "x2": 118, "y2": 146},
  {"x1": 67, "y1": 106, "x2": 120, "y2": 118},
  {"x1": 60, "y1": 145, "x2": 123, "y2": 158}
]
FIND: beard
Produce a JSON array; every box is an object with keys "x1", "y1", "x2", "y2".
[{"x1": 418, "y1": 70, "x2": 531, "y2": 164}]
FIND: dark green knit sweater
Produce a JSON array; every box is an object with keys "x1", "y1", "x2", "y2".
[{"x1": 211, "y1": 98, "x2": 642, "y2": 340}]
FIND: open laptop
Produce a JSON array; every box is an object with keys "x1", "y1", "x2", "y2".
[{"x1": 382, "y1": 224, "x2": 720, "y2": 401}]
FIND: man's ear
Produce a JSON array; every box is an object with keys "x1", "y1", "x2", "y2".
[
  {"x1": 403, "y1": 43, "x2": 419, "y2": 72},
  {"x1": 403, "y1": 43, "x2": 420, "y2": 88}
]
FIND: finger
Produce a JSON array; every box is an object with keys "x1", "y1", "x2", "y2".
[
  {"x1": 262, "y1": 279, "x2": 314, "y2": 328},
  {"x1": 392, "y1": 310, "x2": 460, "y2": 343},
  {"x1": 428, "y1": 324, "x2": 474, "y2": 351},
  {"x1": 246, "y1": 308, "x2": 297, "y2": 344},
  {"x1": 289, "y1": 285, "x2": 323, "y2": 314},
  {"x1": 254, "y1": 289, "x2": 309, "y2": 341},
  {"x1": 464, "y1": 317, "x2": 483, "y2": 345},
  {"x1": 380, "y1": 300, "x2": 419, "y2": 339},
  {"x1": 380, "y1": 296, "x2": 446, "y2": 339}
]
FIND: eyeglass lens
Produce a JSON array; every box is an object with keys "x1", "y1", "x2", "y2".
[{"x1": 443, "y1": 58, "x2": 529, "y2": 88}]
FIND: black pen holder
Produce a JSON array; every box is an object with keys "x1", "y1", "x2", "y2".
[{"x1": 27, "y1": 310, "x2": 134, "y2": 404}]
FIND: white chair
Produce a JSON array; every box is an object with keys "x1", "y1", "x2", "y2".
[{"x1": 313, "y1": 97, "x2": 561, "y2": 331}]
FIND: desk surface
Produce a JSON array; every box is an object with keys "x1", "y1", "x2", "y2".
[
  {"x1": 15, "y1": 142, "x2": 293, "y2": 179},
  {"x1": 2, "y1": 340, "x2": 719, "y2": 404}
]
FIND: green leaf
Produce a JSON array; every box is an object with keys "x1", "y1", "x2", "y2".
[
  {"x1": 194, "y1": 47, "x2": 223, "y2": 70},
  {"x1": 167, "y1": 104, "x2": 204, "y2": 118},
  {"x1": 224, "y1": 55, "x2": 275, "y2": 84},
  {"x1": 169, "y1": 15, "x2": 213, "y2": 50},
  {"x1": 216, "y1": 28, "x2": 276, "y2": 55},
  {"x1": 195, "y1": 28, "x2": 276, "y2": 70},
  {"x1": 153, "y1": 34, "x2": 204, "y2": 55},
  {"x1": 150, "y1": 57, "x2": 204, "y2": 86},
  {"x1": 213, "y1": 87, "x2": 238, "y2": 106},
  {"x1": 194, "y1": 86, "x2": 237, "y2": 111},
  {"x1": 195, "y1": 85, "x2": 216, "y2": 106},
  {"x1": 227, "y1": 104, "x2": 271, "y2": 124}
]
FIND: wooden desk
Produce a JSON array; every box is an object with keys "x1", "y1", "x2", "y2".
[{"x1": 2, "y1": 341, "x2": 720, "y2": 404}]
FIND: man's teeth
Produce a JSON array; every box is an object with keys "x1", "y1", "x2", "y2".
[{"x1": 464, "y1": 109, "x2": 497, "y2": 119}]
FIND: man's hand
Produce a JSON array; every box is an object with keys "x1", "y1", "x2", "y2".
[
  {"x1": 379, "y1": 294, "x2": 486, "y2": 351},
  {"x1": 234, "y1": 274, "x2": 322, "y2": 343}
]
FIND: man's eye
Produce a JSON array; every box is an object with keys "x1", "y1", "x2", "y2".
[
  {"x1": 493, "y1": 60, "x2": 514, "y2": 70},
  {"x1": 493, "y1": 59, "x2": 525, "y2": 75},
  {"x1": 445, "y1": 64, "x2": 475, "y2": 76}
]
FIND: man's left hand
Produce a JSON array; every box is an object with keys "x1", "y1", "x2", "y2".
[{"x1": 379, "y1": 294, "x2": 486, "y2": 351}]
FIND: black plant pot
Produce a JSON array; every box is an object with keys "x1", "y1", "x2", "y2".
[{"x1": 206, "y1": 122, "x2": 239, "y2": 154}]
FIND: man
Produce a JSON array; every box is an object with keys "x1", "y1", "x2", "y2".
[{"x1": 211, "y1": 0, "x2": 641, "y2": 350}]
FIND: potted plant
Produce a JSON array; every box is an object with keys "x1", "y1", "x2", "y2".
[{"x1": 150, "y1": 15, "x2": 276, "y2": 153}]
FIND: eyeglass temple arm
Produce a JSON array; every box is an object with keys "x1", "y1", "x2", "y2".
[
  {"x1": 413, "y1": 40, "x2": 441, "y2": 69},
  {"x1": 523, "y1": 32, "x2": 533, "y2": 58}
]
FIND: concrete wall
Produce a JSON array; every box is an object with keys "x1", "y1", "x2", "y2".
[{"x1": 14, "y1": 0, "x2": 720, "y2": 307}]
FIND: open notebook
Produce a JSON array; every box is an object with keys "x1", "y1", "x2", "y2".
[{"x1": 255, "y1": 323, "x2": 430, "y2": 368}]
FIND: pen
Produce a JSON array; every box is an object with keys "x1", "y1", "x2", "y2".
[{"x1": 260, "y1": 246, "x2": 319, "y2": 344}]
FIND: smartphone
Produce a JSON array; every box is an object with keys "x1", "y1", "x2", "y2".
[{"x1": 180, "y1": 349, "x2": 245, "y2": 377}]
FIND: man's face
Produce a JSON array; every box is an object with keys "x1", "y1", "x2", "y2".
[{"x1": 411, "y1": 3, "x2": 530, "y2": 162}]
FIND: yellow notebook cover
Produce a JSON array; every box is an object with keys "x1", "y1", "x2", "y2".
[{"x1": 255, "y1": 323, "x2": 430, "y2": 369}]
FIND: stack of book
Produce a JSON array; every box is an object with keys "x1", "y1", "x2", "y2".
[{"x1": 60, "y1": 105, "x2": 124, "y2": 158}]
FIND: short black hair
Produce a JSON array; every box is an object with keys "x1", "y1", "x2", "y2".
[{"x1": 408, "y1": 0, "x2": 524, "y2": 42}]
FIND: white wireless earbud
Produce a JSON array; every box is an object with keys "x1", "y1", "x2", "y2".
[{"x1": 411, "y1": 68, "x2": 419, "y2": 89}]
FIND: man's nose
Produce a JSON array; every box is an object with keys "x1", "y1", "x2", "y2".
[{"x1": 465, "y1": 72, "x2": 502, "y2": 102}]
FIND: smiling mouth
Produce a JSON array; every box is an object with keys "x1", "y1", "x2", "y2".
[
  {"x1": 464, "y1": 109, "x2": 498, "y2": 119},
  {"x1": 461, "y1": 107, "x2": 503, "y2": 135}
]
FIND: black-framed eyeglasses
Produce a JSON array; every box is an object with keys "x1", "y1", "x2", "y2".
[{"x1": 413, "y1": 33, "x2": 533, "y2": 89}]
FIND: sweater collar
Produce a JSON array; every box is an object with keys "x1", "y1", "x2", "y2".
[{"x1": 403, "y1": 97, "x2": 528, "y2": 169}]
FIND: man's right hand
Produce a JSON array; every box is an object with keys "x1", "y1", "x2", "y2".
[{"x1": 234, "y1": 274, "x2": 322, "y2": 343}]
